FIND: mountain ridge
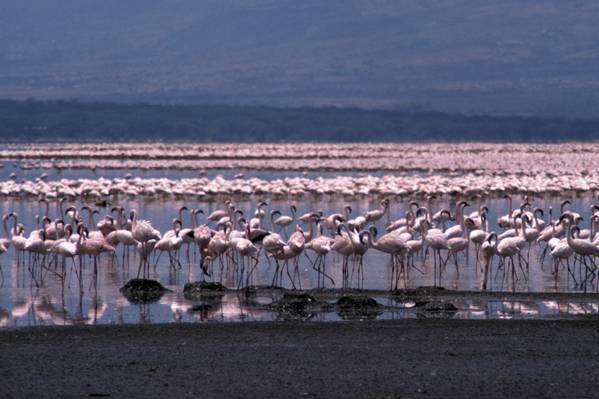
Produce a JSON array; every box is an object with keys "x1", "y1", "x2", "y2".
[
  {"x1": 1, "y1": 1, "x2": 598, "y2": 117},
  {"x1": 1, "y1": 99, "x2": 598, "y2": 142}
]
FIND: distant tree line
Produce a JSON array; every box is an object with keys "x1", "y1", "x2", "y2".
[{"x1": 1, "y1": 99, "x2": 598, "y2": 142}]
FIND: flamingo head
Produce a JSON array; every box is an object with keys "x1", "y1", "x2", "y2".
[
  {"x1": 533, "y1": 208, "x2": 544, "y2": 219},
  {"x1": 369, "y1": 226, "x2": 378, "y2": 237}
]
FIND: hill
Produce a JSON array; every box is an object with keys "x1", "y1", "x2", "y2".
[
  {"x1": 1, "y1": 1, "x2": 599, "y2": 117},
  {"x1": 1, "y1": 99, "x2": 598, "y2": 142}
]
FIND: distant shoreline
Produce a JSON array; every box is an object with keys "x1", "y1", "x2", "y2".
[{"x1": 2, "y1": 99, "x2": 599, "y2": 142}]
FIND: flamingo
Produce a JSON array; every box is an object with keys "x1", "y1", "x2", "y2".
[
  {"x1": 202, "y1": 223, "x2": 232, "y2": 280},
  {"x1": 77, "y1": 226, "x2": 115, "y2": 288},
  {"x1": 404, "y1": 221, "x2": 427, "y2": 274},
  {"x1": 97, "y1": 215, "x2": 116, "y2": 237},
  {"x1": 496, "y1": 233, "x2": 522, "y2": 293},
  {"x1": 299, "y1": 210, "x2": 322, "y2": 224},
  {"x1": 154, "y1": 225, "x2": 191, "y2": 269},
  {"x1": 232, "y1": 233, "x2": 259, "y2": 289},
  {"x1": 207, "y1": 200, "x2": 233, "y2": 222},
  {"x1": 273, "y1": 225, "x2": 307, "y2": 288},
  {"x1": 130, "y1": 209, "x2": 161, "y2": 279},
  {"x1": 105, "y1": 224, "x2": 139, "y2": 262},
  {"x1": 331, "y1": 224, "x2": 355, "y2": 288},
  {"x1": 261, "y1": 214, "x2": 289, "y2": 285},
  {"x1": 496, "y1": 194, "x2": 520, "y2": 228},
  {"x1": 10, "y1": 215, "x2": 27, "y2": 263},
  {"x1": 249, "y1": 201, "x2": 268, "y2": 230},
  {"x1": 428, "y1": 210, "x2": 451, "y2": 235},
  {"x1": 498, "y1": 203, "x2": 530, "y2": 240},
  {"x1": 549, "y1": 232, "x2": 574, "y2": 284},
  {"x1": 80, "y1": 206, "x2": 103, "y2": 239},
  {"x1": 304, "y1": 221, "x2": 335, "y2": 288},
  {"x1": 521, "y1": 212, "x2": 543, "y2": 262},
  {"x1": 348, "y1": 225, "x2": 370, "y2": 288},
  {"x1": 423, "y1": 224, "x2": 449, "y2": 287},
  {"x1": 175, "y1": 207, "x2": 195, "y2": 259},
  {"x1": 387, "y1": 201, "x2": 419, "y2": 232},
  {"x1": 25, "y1": 229, "x2": 47, "y2": 258},
  {"x1": 365, "y1": 198, "x2": 390, "y2": 224},
  {"x1": 192, "y1": 209, "x2": 215, "y2": 261},
  {"x1": 480, "y1": 233, "x2": 497, "y2": 290},
  {"x1": 324, "y1": 210, "x2": 346, "y2": 232},
  {"x1": 0, "y1": 214, "x2": 13, "y2": 251},
  {"x1": 431, "y1": 206, "x2": 452, "y2": 227},
  {"x1": 560, "y1": 214, "x2": 599, "y2": 289},
  {"x1": 537, "y1": 206, "x2": 564, "y2": 263},
  {"x1": 263, "y1": 211, "x2": 287, "y2": 257},
  {"x1": 443, "y1": 229, "x2": 469, "y2": 278},
  {"x1": 577, "y1": 206, "x2": 599, "y2": 239},
  {"x1": 444, "y1": 201, "x2": 469, "y2": 240},
  {"x1": 273, "y1": 205, "x2": 296, "y2": 237},
  {"x1": 560, "y1": 200, "x2": 582, "y2": 224},
  {"x1": 466, "y1": 212, "x2": 488, "y2": 264},
  {"x1": 52, "y1": 233, "x2": 78, "y2": 284},
  {"x1": 361, "y1": 227, "x2": 407, "y2": 290}
]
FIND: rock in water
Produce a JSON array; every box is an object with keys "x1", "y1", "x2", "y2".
[
  {"x1": 416, "y1": 301, "x2": 458, "y2": 319},
  {"x1": 183, "y1": 281, "x2": 226, "y2": 300},
  {"x1": 120, "y1": 279, "x2": 168, "y2": 303},
  {"x1": 273, "y1": 292, "x2": 317, "y2": 311},
  {"x1": 420, "y1": 301, "x2": 458, "y2": 312},
  {"x1": 336, "y1": 295, "x2": 382, "y2": 320},
  {"x1": 270, "y1": 293, "x2": 319, "y2": 320},
  {"x1": 336, "y1": 295, "x2": 380, "y2": 309}
]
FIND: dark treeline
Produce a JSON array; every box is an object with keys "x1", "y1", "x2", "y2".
[{"x1": 1, "y1": 99, "x2": 599, "y2": 142}]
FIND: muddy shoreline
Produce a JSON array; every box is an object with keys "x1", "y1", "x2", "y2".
[{"x1": 2, "y1": 319, "x2": 599, "y2": 398}]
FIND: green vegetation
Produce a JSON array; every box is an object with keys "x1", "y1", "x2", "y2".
[{"x1": 1, "y1": 99, "x2": 598, "y2": 142}]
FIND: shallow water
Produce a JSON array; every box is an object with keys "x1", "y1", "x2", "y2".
[
  {"x1": 1, "y1": 168, "x2": 598, "y2": 327},
  {"x1": 0, "y1": 161, "x2": 423, "y2": 182},
  {"x1": 3, "y1": 287, "x2": 599, "y2": 328}
]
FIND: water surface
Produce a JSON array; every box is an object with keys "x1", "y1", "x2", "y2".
[{"x1": 1, "y1": 169, "x2": 598, "y2": 327}]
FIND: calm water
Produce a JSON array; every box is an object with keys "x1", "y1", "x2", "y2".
[
  {"x1": 1, "y1": 168, "x2": 599, "y2": 327},
  {"x1": 0, "y1": 160, "x2": 420, "y2": 181}
]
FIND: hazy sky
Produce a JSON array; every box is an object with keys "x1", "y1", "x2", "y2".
[{"x1": 1, "y1": 0, "x2": 598, "y2": 116}]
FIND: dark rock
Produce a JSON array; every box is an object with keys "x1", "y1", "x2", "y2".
[
  {"x1": 271, "y1": 292, "x2": 317, "y2": 312},
  {"x1": 394, "y1": 286, "x2": 446, "y2": 297},
  {"x1": 420, "y1": 301, "x2": 458, "y2": 312},
  {"x1": 415, "y1": 300, "x2": 459, "y2": 318},
  {"x1": 336, "y1": 295, "x2": 382, "y2": 320},
  {"x1": 270, "y1": 292, "x2": 319, "y2": 321},
  {"x1": 393, "y1": 286, "x2": 448, "y2": 307},
  {"x1": 120, "y1": 279, "x2": 168, "y2": 304},
  {"x1": 336, "y1": 295, "x2": 380, "y2": 309},
  {"x1": 183, "y1": 281, "x2": 226, "y2": 300},
  {"x1": 242, "y1": 285, "x2": 281, "y2": 295}
]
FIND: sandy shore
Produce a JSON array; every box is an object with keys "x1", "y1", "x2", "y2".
[{"x1": 2, "y1": 320, "x2": 599, "y2": 398}]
